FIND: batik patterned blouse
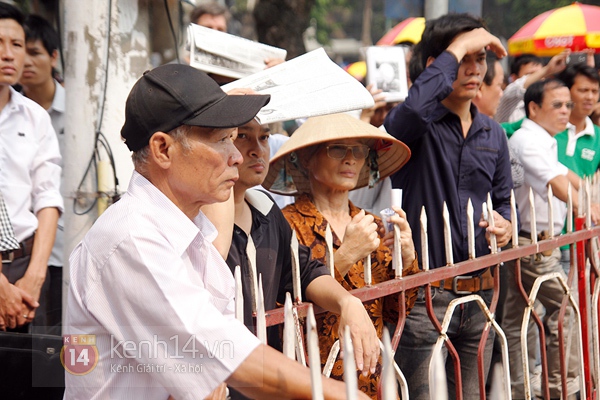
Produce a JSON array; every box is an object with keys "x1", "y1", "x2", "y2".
[{"x1": 282, "y1": 194, "x2": 420, "y2": 399}]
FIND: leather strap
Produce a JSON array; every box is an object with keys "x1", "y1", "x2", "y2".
[
  {"x1": 1, "y1": 234, "x2": 35, "y2": 263},
  {"x1": 430, "y1": 268, "x2": 494, "y2": 294}
]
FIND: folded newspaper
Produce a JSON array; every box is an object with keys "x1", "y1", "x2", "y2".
[
  {"x1": 365, "y1": 46, "x2": 409, "y2": 103},
  {"x1": 188, "y1": 23, "x2": 287, "y2": 79},
  {"x1": 222, "y1": 48, "x2": 375, "y2": 125}
]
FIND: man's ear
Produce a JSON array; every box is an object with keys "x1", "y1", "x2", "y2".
[
  {"x1": 475, "y1": 88, "x2": 483, "y2": 101},
  {"x1": 50, "y1": 49, "x2": 59, "y2": 69},
  {"x1": 148, "y1": 132, "x2": 174, "y2": 170},
  {"x1": 425, "y1": 56, "x2": 436, "y2": 68},
  {"x1": 527, "y1": 101, "x2": 539, "y2": 120}
]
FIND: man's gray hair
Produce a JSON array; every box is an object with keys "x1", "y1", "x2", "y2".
[{"x1": 132, "y1": 126, "x2": 193, "y2": 173}]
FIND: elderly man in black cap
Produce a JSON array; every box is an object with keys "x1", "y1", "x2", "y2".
[{"x1": 64, "y1": 64, "x2": 363, "y2": 400}]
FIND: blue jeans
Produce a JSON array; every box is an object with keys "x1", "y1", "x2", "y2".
[{"x1": 396, "y1": 286, "x2": 495, "y2": 400}]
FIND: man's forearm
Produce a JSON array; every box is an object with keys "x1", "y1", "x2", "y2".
[
  {"x1": 228, "y1": 343, "x2": 357, "y2": 399},
  {"x1": 26, "y1": 207, "x2": 59, "y2": 277}
]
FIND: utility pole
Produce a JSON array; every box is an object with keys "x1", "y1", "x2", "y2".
[
  {"x1": 62, "y1": 0, "x2": 150, "y2": 315},
  {"x1": 424, "y1": 0, "x2": 448, "y2": 20},
  {"x1": 361, "y1": 0, "x2": 373, "y2": 47}
]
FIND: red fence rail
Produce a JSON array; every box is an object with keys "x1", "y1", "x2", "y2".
[{"x1": 265, "y1": 224, "x2": 600, "y2": 399}]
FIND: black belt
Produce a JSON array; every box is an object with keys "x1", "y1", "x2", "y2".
[
  {"x1": 1, "y1": 234, "x2": 35, "y2": 263},
  {"x1": 519, "y1": 230, "x2": 552, "y2": 240}
]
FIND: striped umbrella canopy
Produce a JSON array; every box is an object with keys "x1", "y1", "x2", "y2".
[
  {"x1": 508, "y1": 2, "x2": 600, "y2": 57},
  {"x1": 344, "y1": 61, "x2": 367, "y2": 81},
  {"x1": 376, "y1": 17, "x2": 425, "y2": 46}
]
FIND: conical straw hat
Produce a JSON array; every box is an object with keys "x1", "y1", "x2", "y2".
[{"x1": 263, "y1": 113, "x2": 410, "y2": 196}]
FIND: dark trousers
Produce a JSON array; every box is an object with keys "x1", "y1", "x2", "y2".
[
  {"x1": 45, "y1": 266, "x2": 62, "y2": 335},
  {"x1": 2, "y1": 255, "x2": 50, "y2": 334}
]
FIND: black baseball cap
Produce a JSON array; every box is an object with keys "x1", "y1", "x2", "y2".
[{"x1": 121, "y1": 64, "x2": 270, "y2": 152}]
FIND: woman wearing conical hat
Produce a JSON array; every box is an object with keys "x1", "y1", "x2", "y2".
[{"x1": 263, "y1": 113, "x2": 420, "y2": 399}]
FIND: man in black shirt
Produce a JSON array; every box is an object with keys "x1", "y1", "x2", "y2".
[{"x1": 224, "y1": 119, "x2": 379, "y2": 399}]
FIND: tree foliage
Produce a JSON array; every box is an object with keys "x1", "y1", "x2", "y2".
[
  {"x1": 309, "y1": 0, "x2": 600, "y2": 47},
  {"x1": 484, "y1": 0, "x2": 600, "y2": 40},
  {"x1": 247, "y1": 0, "x2": 600, "y2": 64},
  {"x1": 310, "y1": 0, "x2": 386, "y2": 44},
  {"x1": 254, "y1": 0, "x2": 315, "y2": 59}
]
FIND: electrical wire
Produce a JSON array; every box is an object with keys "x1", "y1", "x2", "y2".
[
  {"x1": 164, "y1": 0, "x2": 181, "y2": 64},
  {"x1": 75, "y1": 0, "x2": 188, "y2": 214},
  {"x1": 95, "y1": 0, "x2": 112, "y2": 135},
  {"x1": 97, "y1": 131, "x2": 119, "y2": 191},
  {"x1": 53, "y1": 0, "x2": 65, "y2": 75},
  {"x1": 73, "y1": 0, "x2": 120, "y2": 215}
]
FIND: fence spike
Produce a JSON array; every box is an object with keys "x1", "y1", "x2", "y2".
[
  {"x1": 256, "y1": 274, "x2": 267, "y2": 345},
  {"x1": 234, "y1": 265, "x2": 244, "y2": 323},
  {"x1": 325, "y1": 223, "x2": 335, "y2": 278},
  {"x1": 381, "y1": 327, "x2": 396, "y2": 400},
  {"x1": 548, "y1": 185, "x2": 554, "y2": 239},
  {"x1": 307, "y1": 304, "x2": 324, "y2": 400},
  {"x1": 467, "y1": 198, "x2": 475, "y2": 258},
  {"x1": 586, "y1": 177, "x2": 592, "y2": 228},
  {"x1": 567, "y1": 183, "x2": 573, "y2": 233},
  {"x1": 246, "y1": 235, "x2": 259, "y2": 314},
  {"x1": 393, "y1": 223, "x2": 403, "y2": 278},
  {"x1": 592, "y1": 171, "x2": 600, "y2": 204},
  {"x1": 364, "y1": 253, "x2": 372, "y2": 286},
  {"x1": 292, "y1": 306, "x2": 307, "y2": 366},
  {"x1": 291, "y1": 230, "x2": 302, "y2": 303},
  {"x1": 429, "y1": 350, "x2": 448, "y2": 400},
  {"x1": 443, "y1": 201, "x2": 453, "y2": 265},
  {"x1": 579, "y1": 178, "x2": 584, "y2": 217},
  {"x1": 593, "y1": 172, "x2": 596, "y2": 203},
  {"x1": 343, "y1": 325, "x2": 358, "y2": 400},
  {"x1": 282, "y1": 293, "x2": 295, "y2": 360},
  {"x1": 511, "y1": 190, "x2": 518, "y2": 248},
  {"x1": 529, "y1": 187, "x2": 538, "y2": 244},
  {"x1": 420, "y1": 206, "x2": 429, "y2": 271},
  {"x1": 592, "y1": 171, "x2": 598, "y2": 204},
  {"x1": 487, "y1": 193, "x2": 497, "y2": 253}
]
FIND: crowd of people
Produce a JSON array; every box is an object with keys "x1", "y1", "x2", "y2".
[{"x1": 0, "y1": 1, "x2": 599, "y2": 399}]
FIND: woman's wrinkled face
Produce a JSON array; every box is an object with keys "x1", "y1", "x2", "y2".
[{"x1": 305, "y1": 139, "x2": 368, "y2": 193}]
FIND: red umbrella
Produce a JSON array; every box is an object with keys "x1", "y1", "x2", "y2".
[
  {"x1": 376, "y1": 17, "x2": 425, "y2": 46},
  {"x1": 508, "y1": 2, "x2": 600, "y2": 56}
]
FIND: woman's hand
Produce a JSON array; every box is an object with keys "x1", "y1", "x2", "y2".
[
  {"x1": 382, "y1": 206, "x2": 416, "y2": 267},
  {"x1": 335, "y1": 210, "x2": 379, "y2": 275}
]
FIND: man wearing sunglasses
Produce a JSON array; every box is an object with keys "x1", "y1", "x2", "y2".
[{"x1": 504, "y1": 78, "x2": 597, "y2": 399}]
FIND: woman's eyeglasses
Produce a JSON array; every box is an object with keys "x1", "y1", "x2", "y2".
[{"x1": 326, "y1": 144, "x2": 370, "y2": 160}]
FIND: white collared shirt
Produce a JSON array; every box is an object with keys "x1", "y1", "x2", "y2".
[
  {"x1": 0, "y1": 87, "x2": 63, "y2": 241},
  {"x1": 565, "y1": 117, "x2": 595, "y2": 157},
  {"x1": 495, "y1": 74, "x2": 528, "y2": 123},
  {"x1": 65, "y1": 172, "x2": 260, "y2": 399},
  {"x1": 47, "y1": 80, "x2": 65, "y2": 266},
  {"x1": 48, "y1": 80, "x2": 65, "y2": 156},
  {"x1": 510, "y1": 118, "x2": 568, "y2": 235}
]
